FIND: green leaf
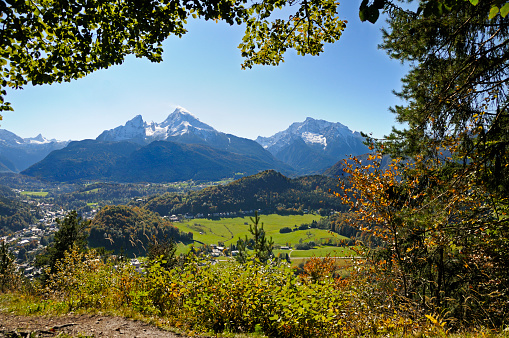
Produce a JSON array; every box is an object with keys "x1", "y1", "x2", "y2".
[
  {"x1": 359, "y1": 8, "x2": 367, "y2": 22},
  {"x1": 367, "y1": 7, "x2": 380, "y2": 24},
  {"x1": 469, "y1": 0, "x2": 478, "y2": 5},
  {"x1": 500, "y1": 3, "x2": 509, "y2": 17},
  {"x1": 489, "y1": 6, "x2": 499, "y2": 19}
]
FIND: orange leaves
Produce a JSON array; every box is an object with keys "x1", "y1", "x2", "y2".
[{"x1": 300, "y1": 255, "x2": 337, "y2": 283}]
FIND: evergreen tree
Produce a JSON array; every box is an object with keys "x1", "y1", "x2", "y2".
[
  {"x1": 36, "y1": 211, "x2": 89, "y2": 278},
  {"x1": 236, "y1": 212, "x2": 275, "y2": 264}
]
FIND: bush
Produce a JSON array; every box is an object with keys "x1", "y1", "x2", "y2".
[
  {"x1": 279, "y1": 227, "x2": 292, "y2": 233},
  {"x1": 145, "y1": 256, "x2": 347, "y2": 336},
  {"x1": 298, "y1": 223, "x2": 309, "y2": 230},
  {"x1": 294, "y1": 242, "x2": 315, "y2": 250}
]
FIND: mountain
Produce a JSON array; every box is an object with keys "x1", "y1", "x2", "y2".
[
  {"x1": 97, "y1": 107, "x2": 288, "y2": 169},
  {"x1": 0, "y1": 129, "x2": 69, "y2": 172},
  {"x1": 113, "y1": 141, "x2": 288, "y2": 182},
  {"x1": 22, "y1": 140, "x2": 143, "y2": 182},
  {"x1": 96, "y1": 107, "x2": 216, "y2": 144},
  {"x1": 256, "y1": 117, "x2": 370, "y2": 174},
  {"x1": 21, "y1": 139, "x2": 291, "y2": 183}
]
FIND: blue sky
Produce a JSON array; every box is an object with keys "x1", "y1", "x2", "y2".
[{"x1": 2, "y1": 1, "x2": 408, "y2": 141}]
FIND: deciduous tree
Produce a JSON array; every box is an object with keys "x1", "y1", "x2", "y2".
[{"x1": 0, "y1": 0, "x2": 347, "y2": 114}]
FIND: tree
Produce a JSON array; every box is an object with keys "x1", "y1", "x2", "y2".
[
  {"x1": 236, "y1": 212, "x2": 275, "y2": 264},
  {"x1": 336, "y1": 0, "x2": 509, "y2": 327},
  {"x1": 147, "y1": 237, "x2": 179, "y2": 271},
  {"x1": 0, "y1": 241, "x2": 16, "y2": 292},
  {"x1": 36, "y1": 210, "x2": 89, "y2": 278},
  {"x1": 0, "y1": 0, "x2": 346, "y2": 114}
]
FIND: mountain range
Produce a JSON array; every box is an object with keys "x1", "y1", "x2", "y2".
[
  {"x1": 5, "y1": 107, "x2": 371, "y2": 182},
  {"x1": 0, "y1": 130, "x2": 69, "y2": 172}
]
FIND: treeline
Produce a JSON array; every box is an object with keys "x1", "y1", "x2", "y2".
[
  {"x1": 88, "y1": 205, "x2": 193, "y2": 257},
  {"x1": 139, "y1": 170, "x2": 347, "y2": 217},
  {"x1": 0, "y1": 185, "x2": 41, "y2": 235}
]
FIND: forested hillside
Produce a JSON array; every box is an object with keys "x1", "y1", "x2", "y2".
[
  {"x1": 88, "y1": 205, "x2": 193, "y2": 257},
  {"x1": 139, "y1": 170, "x2": 345, "y2": 216},
  {"x1": 0, "y1": 185, "x2": 41, "y2": 235}
]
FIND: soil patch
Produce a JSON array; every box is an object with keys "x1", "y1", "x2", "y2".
[{"x1": 0, "y1": 313, "x2": 194, "y2": 337}]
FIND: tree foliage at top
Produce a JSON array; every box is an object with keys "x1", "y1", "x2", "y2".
[{"x1": 0, "y1": 0, "x2": 347, "y2": 113}]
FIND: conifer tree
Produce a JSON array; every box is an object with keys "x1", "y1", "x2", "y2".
[
  {"x1": 338, "y1": 1, "x2": 509, "y2": 327},
  {"x1": 236, "y1": 212, "x2": 274, "y2": 264},
  {"x1": 36, "y1": 211, "x2": 89, "y2": 279}
]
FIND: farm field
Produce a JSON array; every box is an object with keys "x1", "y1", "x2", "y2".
[
  {"x1": 282, "y1": 246, "x2": 356, "y2": 258},
  {"x1": 173, "y1": 214, "x2": 353, "y2": 258},
  {"x1": 20, "y1": 191, "x2": 48, "y2": 197}
]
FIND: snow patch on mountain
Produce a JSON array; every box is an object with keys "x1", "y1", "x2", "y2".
[
  {"x1": 256, "y1": 117, "x2": 362, "y2": 154},
  {"x1": 302, "y1": 132, "x2": 327, "y2": 148},
  {"x1": 0, "y1": 129, "x2": 69, "y2": 172},
  {"x1": 255, "y1": 116, "x2": 369, "y2": 173},
  {"x1": 0, "y1": 129, "x2": 67, "y2": 147}
]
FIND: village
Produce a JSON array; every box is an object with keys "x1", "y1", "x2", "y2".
[{"x1": 0, "y1": 199, "x2": 254, "y2": 279}]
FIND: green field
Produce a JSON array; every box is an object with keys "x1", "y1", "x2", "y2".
[
  {"x1": 173, "y1": 214, "x2": 352, "y2": 258},
  {"x1": 20, "y1": 191, "x2": 48, "y2": 197},
  {"x1": 288, "y1": 246, "x2": 356, "y2": 258}
]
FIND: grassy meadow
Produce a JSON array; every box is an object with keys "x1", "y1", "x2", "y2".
[
  {"x1": 20, "y1": 191, "x2": 48, "y2": 197},
  {"x1": 173, "y1": 214, "x2": 354, "y2": 258}
]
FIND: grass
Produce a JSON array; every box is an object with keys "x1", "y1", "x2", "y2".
[
  {"x1": 2, "y1": 291, "x2": 509, "y2": 338},
  {"x1": 0, "y1": 292, "x2": 269, "y2": 338},
  {"x1": 289, "y1": 246, "x2": 357, "y2": 258},
  {"x1": 172, "y1": 214, "x2": 354, "y2": 258},
  {"x1": 174, "y1": 214, "x2": 330, "y2": 246},
  {"x1": 20, "y1": 191, "x2": 48, "y2": 197},
  {"x1": 83, "y1": 188, "x2": 100, "y2": 194}
]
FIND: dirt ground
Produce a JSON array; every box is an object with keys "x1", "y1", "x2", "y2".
[{"x1": 0, "y1": 313, "x2": 195, "y2": 337}]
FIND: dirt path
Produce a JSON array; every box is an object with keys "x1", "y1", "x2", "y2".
[{"x1": 0, "y1": 313, "x2": 195, "y2": 337}]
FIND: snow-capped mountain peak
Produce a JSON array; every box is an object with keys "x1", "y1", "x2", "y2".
[
  {"x1": 161, "y1": 107, "x2": 215, "y2": 133},
  {"x1": 96, "y1": 115, "x2": 148, "y2": 142},
  {"x1": 0, "y1": 129, "x2": 69, "y2": 172},
  {"x1": 257, "y1": 117, "x2": 362, "y2": 151},
  {"x1": 126, "y1": 115, "x2": 145, "y2": 127},
  {"x1": 255, "y1": 116, "x2": 369, "y2": 173},
  {"x1": 96, "y1": 107, "x2": 217, "y2": 143}
]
